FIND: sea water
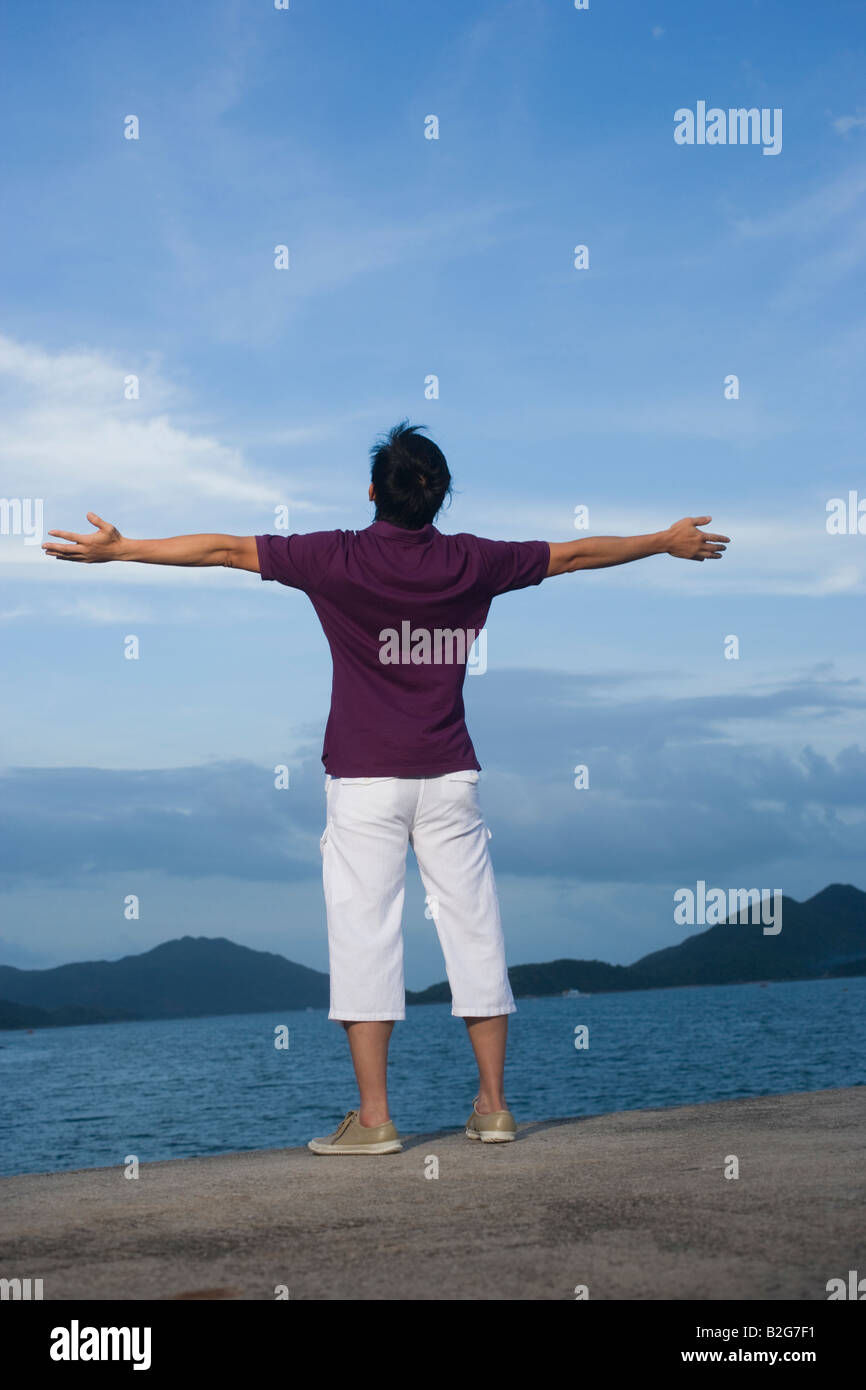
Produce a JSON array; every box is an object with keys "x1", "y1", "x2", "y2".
[{"x1": 0, "y1": 976, "x2": 863, "y2": 1177}]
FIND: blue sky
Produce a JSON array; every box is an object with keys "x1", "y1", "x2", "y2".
[{"x1": 1, "y1": 0, "x2": 865, "y2": 982}]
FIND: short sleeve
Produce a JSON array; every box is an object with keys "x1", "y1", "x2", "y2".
[
  {"x1": 255, "y1": 532, "x2": 338, "y2": 592},
  {"x1": 474, "y1": 538, "x2": 550, "y2": 597}
]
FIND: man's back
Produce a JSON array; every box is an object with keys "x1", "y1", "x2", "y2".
[{"x1": 256, "y1": 521, "x2": 549, "y2": 776}]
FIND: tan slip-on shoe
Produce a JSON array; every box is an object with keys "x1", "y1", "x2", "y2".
[
  {"x1": 308, "y1": 1109, "x2": 403, "y2": 1155},
  {"x1": 465, "y1": 1097, "x2": 517, "y2": 1143}
]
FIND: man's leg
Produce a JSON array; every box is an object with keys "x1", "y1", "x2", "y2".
[
  {"x1": 322, "y1": 776, "x2": 412, "y2": 1023},
  {"x1": 318, "y1": 776, "x2": 416, "y2": 1142},
  {"x1": 343, "y1": 1020, "x2": 395, "y2": 1126},
  {"x1": 464, "y1": 1015, "x2": 508, "y2": 1113},
  {"x1": 411, "y1": 773, "x2": 516, "y2": 1112}
]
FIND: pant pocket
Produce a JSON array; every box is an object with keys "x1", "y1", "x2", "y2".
[
  {"x1": 337, "y1": 776, "x2": 397, "y2": 785},
  {"x1": 444, "y1": 770, "x2": 479, "y2": 784}
]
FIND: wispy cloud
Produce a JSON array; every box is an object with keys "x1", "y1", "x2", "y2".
[
  {"x1": 0, "y1": 333, "x2": 364, "y2": 575},
  {"x1": 833, "y1": 113, "x2": 866, "y2": 135},
  {"x1": 725, "y1": 166, "x2": 866, "y2": 313},
  {"x1": 0, "y1": 595, "x2": 157, "y2": 624},
  {"x1": 729, "y1": 166, "x2": 866, "y2": 242}
]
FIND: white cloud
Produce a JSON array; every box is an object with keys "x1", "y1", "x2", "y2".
[
  {"x1": 724, "y1": 166, "x2": 866, "y2": 314},
  {"x1": 0, "y1": 328, "x2": 862, "y2": 611},
  {"x1": 0, "y1": 331, "x2": 372, "y2": 595},
  {"x1": 0, "y1": 333, "x2": 277, "y2": 505},
  {"x1": 0, "y1": 595, "x2": 158, "y2": 624},
  {"x1": 729, "y1": 166, "x2": 866, "y2": 242},
  {"x1": 833, "y1": 113, "x2": 866, "y2": 135}
]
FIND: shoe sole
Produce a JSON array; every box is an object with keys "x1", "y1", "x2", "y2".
[
  {"x1": 465, "y1": 1126, "x2": 516, "y2": 1143},
  {"x1": 307, "y1": 1139, "x2": 403, "y2": 1155}
]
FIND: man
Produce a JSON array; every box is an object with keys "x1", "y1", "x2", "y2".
[{"x1": 43, "y1": 422, "x2": 729, "y2": 1155}]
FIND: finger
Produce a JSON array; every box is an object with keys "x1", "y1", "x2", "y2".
[
  {"x1": 690, "y1": 516, "x2": 712, "y2": 526},
  {"x1": 43, "y1": 542, "x2": 84, "y2": 555},
  {"x1": 46, "y1": 548, "x2": 86, "y2": 560},
  {"x1": 46, "y1": 530, "x2": 86, "y2": 543},
  {"x1": 86, "y1": 512, "x2": 109, "y2": 530},
  {"x1": 701, "y1": 532, "x2": 730, "y2": 542}
]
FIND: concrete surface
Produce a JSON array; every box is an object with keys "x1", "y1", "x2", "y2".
[{"x1": 1, "y1": 1087, "x2": 863, "y2": 1300}]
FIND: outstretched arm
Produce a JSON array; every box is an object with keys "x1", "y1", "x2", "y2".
[
  {"x1": 546, "y1": 516, "x2": 729, "y2": 576},
  {"x1": 42, "y1": 514, "x2": 260, "y2": 572}
]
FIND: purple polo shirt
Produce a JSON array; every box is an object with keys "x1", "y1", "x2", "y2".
[{"x1": 256, "y1": 521, "x2": 549, "y2": 777}]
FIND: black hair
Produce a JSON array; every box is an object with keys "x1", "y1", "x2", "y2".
[{"x1": 369, "y1": 421, "x2": 452, "y2": 529}]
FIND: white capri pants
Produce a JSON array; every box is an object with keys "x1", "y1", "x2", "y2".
[{"x1": 319, "y1": 771, "x2": 516, "y2": 1021}]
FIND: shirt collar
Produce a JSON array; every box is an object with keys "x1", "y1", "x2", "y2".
[{"x1": 369, "y1": 519, "x2": 434, "y2": 543}]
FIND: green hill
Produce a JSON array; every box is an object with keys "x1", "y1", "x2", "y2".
[{"x1": 0, "y1": 935, "x2": 329, "y2": 1024}]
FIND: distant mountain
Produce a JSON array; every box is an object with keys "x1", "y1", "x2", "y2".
[
  {"x1": 628, "y1": 884, "x2": 866, "y2": 988},
  {"x1": 406, "y1": 883, "x2": 866, "y2": 1005},
  {"x1": 0, "y1": 936, "x2": 329, "y2": 1026},
  {"x1": 1, "y1": 886, "x2": 863, "y2": 1030},
  {"x1": 0, "y1": 999, "x2": 134, "y2": 1030}
]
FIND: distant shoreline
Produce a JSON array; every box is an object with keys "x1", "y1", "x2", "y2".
[
  {"x1": 1, "y1": 967, "x2": 863, "y2": 1033},
  {"x1": 2, "y1": 887, "x2": 864, "y2": 1031}
]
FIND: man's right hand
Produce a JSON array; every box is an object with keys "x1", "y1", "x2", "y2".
[
  {"x1": 43, "y1": 519, "x2": 260, "y2": 570},
  {"x1": 666, "y1": 516, "x2": 730, "y2": 562},
  {"x1": 43, "y1": 513, "x2": 125, "y2": 563}
]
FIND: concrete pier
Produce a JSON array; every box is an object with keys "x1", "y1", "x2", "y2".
[{"x1": 1, "y1": 1087, "x2": 863, "y2": 1300}]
